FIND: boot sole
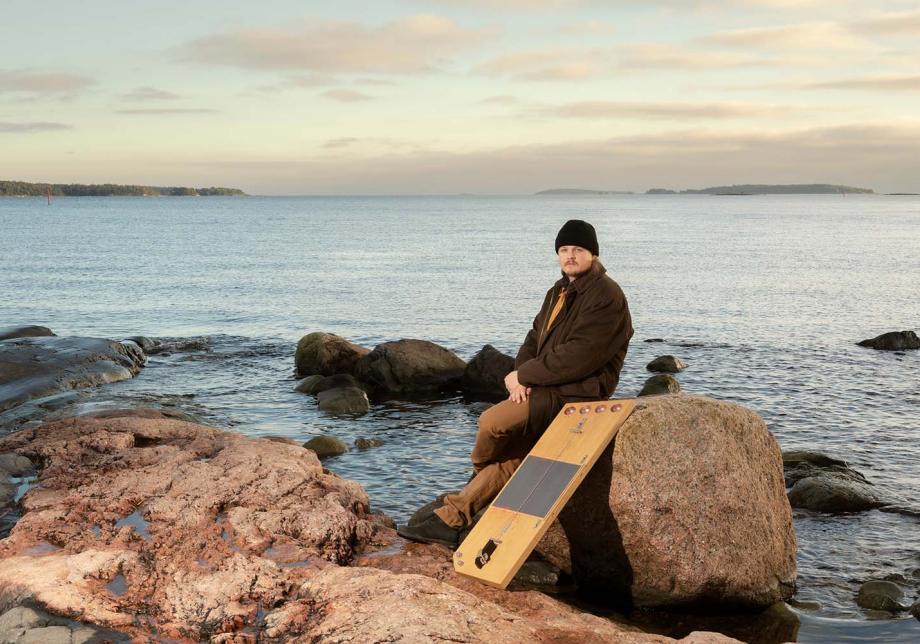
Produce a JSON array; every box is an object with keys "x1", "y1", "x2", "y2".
[{"x1": 396, "y1": 526, "x2": 458, "y2": 549}]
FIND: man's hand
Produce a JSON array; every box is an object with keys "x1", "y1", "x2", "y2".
[
  {"x1": 504, "y1": 370, "x2": 521, "y2": 393},
  {"x1": 509, "y1": 385, "x2": 532, "y2": 404}
]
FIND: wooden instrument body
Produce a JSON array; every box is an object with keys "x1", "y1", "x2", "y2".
[{"x1": 454, "y1": 398, "x2": 635, "y2": 588}]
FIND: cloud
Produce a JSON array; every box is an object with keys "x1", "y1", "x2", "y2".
[
  {"x1": 121, "y1": 86, "x2": 181, "y2": 101},
  {"x1": 322, "y1": 89, "x2": 375, "y2": 102},
  {"x1": 481, "y1": 94, "x2": 520, "y2": 105},
  {"x1": 474, "y1": 48, "x2": 605, "y2": 80},
  {"x1": 803, "y1": 73, "x2": 920, "y2": 91},
  {"x1": 615, "y1": 42, "x2": 776, "y2": 70},
  {"x1": 860, "y1": 9, "x2": 920, "y2": 36},
  {"x1": 518, "y1": 64, "x2": 594, "y2": 81},
  {"x1": 0, "y1": 69, "x2": 95, "y2": 95},
  {"x1": 699, "y1": 22, "x2": 875, "y2": 52},
  {"x1": 355, "y1": 78, "x2": 398, "y2": 86},
  {"x1": 528, "y1": 99, "x2": 828, "y2": 120},
  {"x1": 177, "y1": 14, "x2": 490, "y2": 74},
  {"x1": 0, "y1": 121, "x2": 72, "y2": 133},
  {"x1": 116, "y1": 108, "x2": 220, "y2": 114},
  {"x1": 558, "y1": 22, "x2": 617, "y2": 35},
  {"x1": 179, "y1": 122, "x2": 920, "y2": 195},
  {"x1": 324, "y1": 137, "x2": 361, "y2": 148}
]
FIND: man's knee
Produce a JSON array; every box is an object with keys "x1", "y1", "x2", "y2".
[{"x1": 477, "y1": 403, "x2": 526, "y2": 440}]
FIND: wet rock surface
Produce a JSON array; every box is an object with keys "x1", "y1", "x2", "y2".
[
  {"x1": 638, "y1": 373, "x2": 682, "y2": 397},
  {"x1": 354, "y1": 339, "x2": 467, "y2": 393},
  {"x1": 536, "y1": 394, "x2": 797, "y2": 610},
  {"x1": 646, "y1": 355, "x2": 687, "y2": 373},
  {"x1": 310, "y1": 373, "x2": 365, "y2": 394},
  {"x1": 0, "y1": 326, "x2": 56, "y2": 342},
  {"x1": 293, "y1": 374, "x2": 324, "y2": 393},
  {"x1": 462, "y1": 344, "x2": 515, "y2": 397},
  {"x1": 0, "y1": 604, "x2": 128, "y2": 644},
  {"x1": 295, "y1": 332, "x2": 370, "y2": 377},
  {"x1": 0, "y1": 337, "x2": 146, "y2": 420},
  {"x1": 0, "y1": 415, "x2": 388, "y2": 642},
  {"x1": 857, "y1": 330, "x2": 920, "y2": 351},
  {"x1": 856, "y1": 580, "x2": 908, "y2": 612}
]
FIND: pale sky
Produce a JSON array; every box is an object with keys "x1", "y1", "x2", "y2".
[{"x1": 2, "y1": 0, "x2": 919, "y2": 194}]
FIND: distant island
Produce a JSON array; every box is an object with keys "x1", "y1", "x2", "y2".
[
  {"x1": 670, "y1": 184, "x2": 873, "y2": 195},
  {"x1": 536, "y1": 188, "x2": 635, "y2": 195},
  {"x1": 646, "y1": 188, "x2": 678, "y2": 195},
  {"x1": 0, "y1": 180, "x2": 246, "y2": 197}
]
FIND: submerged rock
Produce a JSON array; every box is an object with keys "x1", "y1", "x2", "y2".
[
  {"x1": 0, "y1": 326, "x2": 55, "y2": 342},
  {"x1": 293, "y1": 374, "x2": 324, "y2": 393},
  {"x1": 536, "y1": 394, "x2": 797, "y2": 610},
  {"x1": 303, "y1": 435, "x2": 349, "y2": 457},
  {"x1": 0, "y1": 336, "x2": 145, "y2": 415},
  {"x1": 646, "y1": 355, "x2": 687, "y2": 373},
  {"x1": 638, "y1": 373, "x2": 682, "y2": 396},
  {"x1": 354, "y1": 339, "x2": 466, "y2": 393},
  {"x1": 857, "y1": 330, "x2": 920, "y2": 351},
  {"x1": 910, "y1": 599, "x2": 920, "y2": 621},
  {"x1": 354, "y1": 438, "x2": 384, "y2": 450},
  {"x1": 316, "y1": 387, "x2": 370, "y2": 414},
  {"x1": 311, "y1": 373, "x2": 365, "y2": 394},
  {"x1": 295, "y1": 332, "x2": 370, "y2": 377},
  {"x1": 856, "y1": 580, "x2": 908, "y2": 612},
  {"x1": 462, "y1": 344, "x2": 514, "y2": 397}
]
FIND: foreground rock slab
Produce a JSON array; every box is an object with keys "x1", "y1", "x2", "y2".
[
  {"x1": 0, "y1": 336, "x2": 145, "y2": 417},
  {"x1": 536, "y1": 394, "x2": 797, "y2": 610},
  {"x1": 348, "y1": 543, "x2": 745, "y2": 644},
  {"x1": 0, "y1": 326, "x2": 55, "y2": 342},
  {"x1": 0, "y1": 415, "x2": 388, "y2": 641}
]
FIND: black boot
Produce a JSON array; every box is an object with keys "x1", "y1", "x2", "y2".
[{"x1": 397, "y1": 514, "x2": 461, "y2": 548}]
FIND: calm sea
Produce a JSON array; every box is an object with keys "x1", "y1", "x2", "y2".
[{"x1": 1, "y1": 195, "x2": 918, "y2": 642}]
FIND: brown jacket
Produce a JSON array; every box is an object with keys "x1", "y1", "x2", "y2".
[{"x1": 515, "y1": 260, "x2": 633, "y2": 435}]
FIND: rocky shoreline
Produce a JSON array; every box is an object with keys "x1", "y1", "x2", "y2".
[{"x1": 2, "y1": 326, "x2": 919, "y2": 642}]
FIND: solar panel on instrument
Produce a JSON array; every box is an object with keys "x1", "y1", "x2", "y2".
[{"x1": 454, "y1": 398, "x2": 635, "y2": 588}]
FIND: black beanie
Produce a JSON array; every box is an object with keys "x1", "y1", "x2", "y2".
[{"x1": 554, "y1": 219, "x2": 599, "y2": 256}]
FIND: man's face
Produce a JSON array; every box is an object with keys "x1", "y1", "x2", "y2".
[{"x1": 558, "y1": 245, "x2": 594, "y2": 280}]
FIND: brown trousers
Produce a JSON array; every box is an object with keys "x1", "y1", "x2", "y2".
[{"x1": 434, "y1": 398, "x2": 538, "y2": 528}]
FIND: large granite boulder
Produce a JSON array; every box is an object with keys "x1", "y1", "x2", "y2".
[
  {"x1": 354, "y1": 339, "x2": 466, "y2": 393},
  {"x1": 295, "y1": 332, "x2": 370, "y2": 377},
  {"x1": 0, "y1": 326, "x2": 55, "y2": 341},
  {"x1": 0, "y1": 336, "x2": 146, "y2": 415},
  {"x1": 535, "y1": 394, "x2": 797, "y2": 610},
  {"x1": 462, "y1": 344, "x2": 515, "y2": 397},
  {"x1": 857, "y1": 330, "x2": 920, "y2": 351}
]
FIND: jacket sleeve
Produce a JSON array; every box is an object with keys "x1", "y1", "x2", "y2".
[
  {"x1": 515, "y1": 290, "x2": 552, "y2": 369},
  {"x1": 516, "y1": 290, "x2": 631, "y2": 387}
]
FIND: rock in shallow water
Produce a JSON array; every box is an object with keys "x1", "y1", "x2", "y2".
[
  {"x1": 355, "y1": 339, "x2": 467, "y2": 393},
  {"x1": 311, "y1": 373, "x2": 365, "y2": 394},
  {"x1": 462, "y1": 344, "x2": 514, "y2": 397},
  {"x1": 787, "y1": 473, "x2": 885, "y2": 512},
  {"x1": 638, "y1": 373, "x2": 682, "y2": 396},
  {"x1": 316, "y1": 387, "x2": 370, "y2": 414},
  {"x1": 857, "y1": 330, "x2": 920, "y2": 351},
  {"x1": 293, "y1": 374, "x2": 324, "y2": 393},
  {"x1": 0, "y1": 326, "x2": 55, "y2": 341},
  {"x1": 0, "y1": 336, "x2": 145, "y2": 415},
  {"x1": 856, "y1": 580, "x2": 908, "y2": 612},
  {"x1": 303, "y1": 434, "x2": 349, "y2": 457},
  {"x1": 536, "y1": 394, "x2": 797, "y2": 610},
  {"x1": 295, "y1": 332, "x2": 370, "y2": 377},
  {"x1": 646, "y1": 355, "x2": 687, "y2": 373}
]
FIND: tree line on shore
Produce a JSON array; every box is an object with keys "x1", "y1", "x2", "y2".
[{"x1": 0, "y1": 180, "x2": 246, "y2": 197}]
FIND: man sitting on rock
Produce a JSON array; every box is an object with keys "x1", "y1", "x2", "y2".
[{"x1": 398, "y1": 219, "x2": 634, "y2": 547}]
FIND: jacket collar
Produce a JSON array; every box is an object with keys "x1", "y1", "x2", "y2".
[{"x1": 555, "y1": 259, "x2": 607, "y2": 295}]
